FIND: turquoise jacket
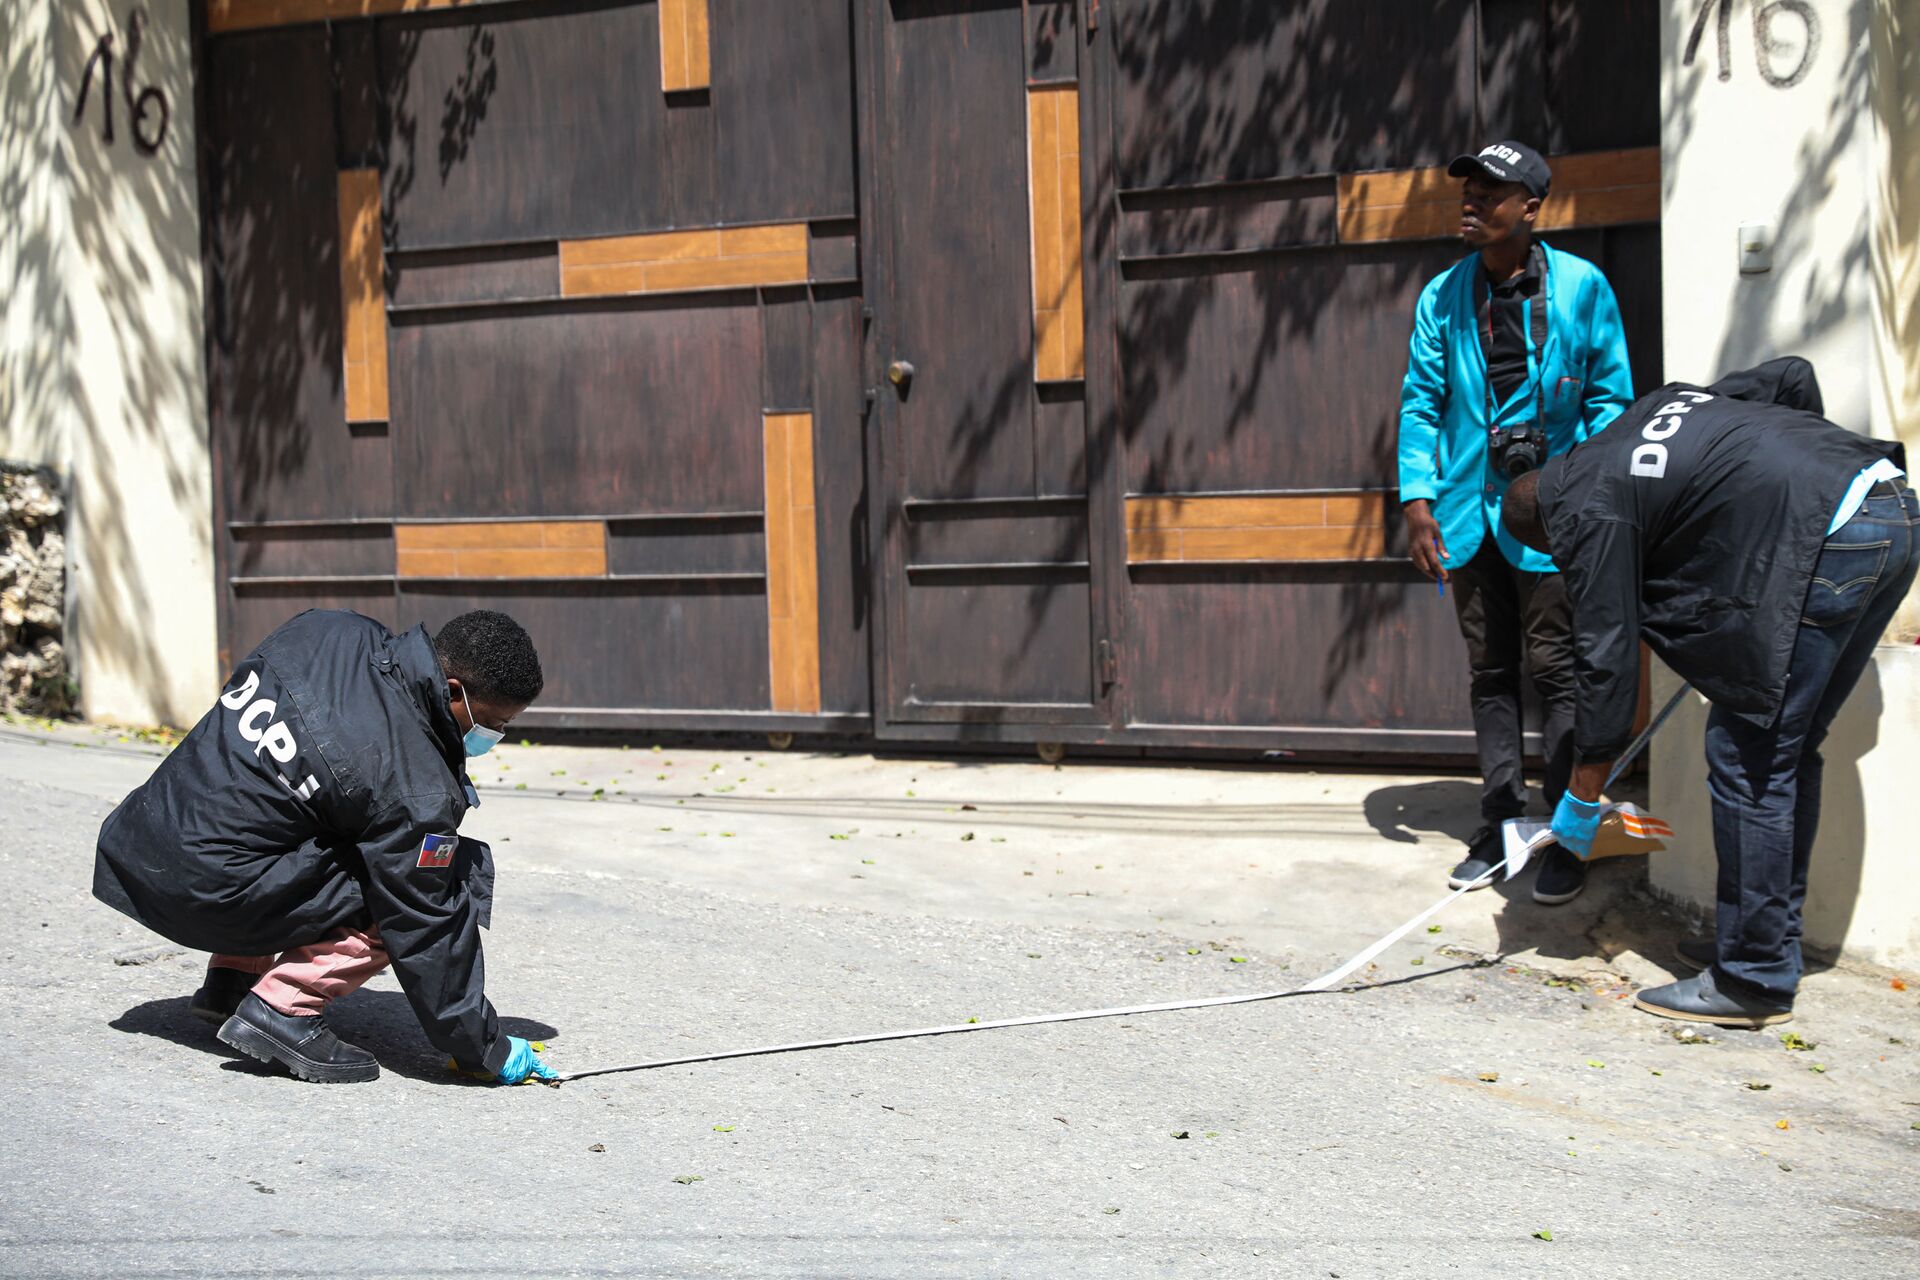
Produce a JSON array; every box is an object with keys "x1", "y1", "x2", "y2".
[{"x1": 1396, "y1": 242, "x2": 1634, "y2": 573}]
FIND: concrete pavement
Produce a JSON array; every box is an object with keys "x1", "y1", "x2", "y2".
[{"x1": 2, "y1": 716, "x2": 1916, "y2": 1278}]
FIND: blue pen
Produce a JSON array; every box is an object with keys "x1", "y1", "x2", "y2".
[{"x1": 1437, "y1": 578, "x2": 1446, "y2": 599}]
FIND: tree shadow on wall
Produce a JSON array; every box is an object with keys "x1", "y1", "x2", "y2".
[
  {"x1": 1089, "y1": 1, "x2": 1640, "y2": 714},
  {"x1": 2, "y1": 7, "x2": 224, "y2": 724}
]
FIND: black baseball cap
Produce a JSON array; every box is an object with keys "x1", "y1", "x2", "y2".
[{"x1": 1448, "y1": 140, "x2": 1551, "y2": 198}]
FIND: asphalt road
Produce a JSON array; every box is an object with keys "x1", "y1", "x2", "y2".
[{"x1": 2, "y1": 720, "x2": 1916, "y2": 1278}]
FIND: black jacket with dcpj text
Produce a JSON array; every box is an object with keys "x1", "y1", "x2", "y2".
[
  {"x1": 94, "y1": 610, "x2": 508, "y2": 1075},
  {"x1": 1537, "y1": 364, "x2": 1903, "y2": 763}
]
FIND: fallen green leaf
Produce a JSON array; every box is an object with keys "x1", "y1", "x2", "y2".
[
  {"x1": 712, "y1": 1124, "x2": 736, "y2": 1133},
  {"x1": 1027, "y1": 952, "x2": 1042, "y2": 958},
  {"x1": 861, "y1": 858, "x2": 875, "y2": 865},
  {"x1": 1586, "y1": 1060, "x2": 1605, "y2": 1069},
  {"x1": 1203, "y1": 1131, "x2": 1220, "y2": 1138},
  {"x1": 1427, "y1": 924, "x2": 1442, "y2": 934},
  {"x1": 1186, "y1": 948, "x2": 1202, "y2": 955},
  {"x1": 1170, "y1": 1131, "x2": 1190, "y2": 1139},
  {"x1": 1477, "y1": 1072, "x2": 1499, "y2": 1083},
  {"x1": 966, "y1": 1016, "x2": 979, "y2": 1024},
  {"x1": 829, "y1": 833, "x2": 850, "y2": 840},
  {"x1": 961, "y1": 832, "x2": 976, "y2": 841},
  {"x1": 1533, "y1": 1230, "x2": 1553, "y2": 1242},
  {"x1": 1745, "y1": 1082, "x2": 1772, "y2": 1091},
  {"x1": 1102, "y1": 1207, "x2": 1120, "y2": 1215},
  {"x1": 672, "y1": 1175, "x2": 704, "y2": 1185},
  {"x1": 1230, "y1": 956, "x2": 1248, "y2": 964},
  {"x1": 1781, "y1": 1031, "x2": 1817, "y2": 1052},
  {"x1": 1810, "y1": 1064, "x2": 1827, "y2": 1074},
  {"x1": 1410, "y1": 956, "x2": 1424, "y2": 966}
]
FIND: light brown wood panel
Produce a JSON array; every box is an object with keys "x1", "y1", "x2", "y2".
[
  {"x1": 207, "y1": 0, "x2": 479, "y2": 33},
  {"x1": 1028, "y1": 84, "x2": 1085, "y2": 382},
  {"x1": 396, "y1": 521, "x2": 608, "y2": 577},
  {"x1": 1337, "y1": 146, "x2": 1659, "y2": 244},
  {"x1": 337, "y1": 169, "x2": 388, "y2": 424},
  {"x1": 660, "y1": 0, "x2": 712, "y2": 93},
  {"x1": 559, "y1": 223, "x2": 810, "y2": 298},
  {"x1": 1126, "y1": 493, "x2": 1392, "y2": 563},
  {"x1": 559, "y1": 230, "x2": 721, "y2": 269},
  {"x1": 764, "y1": 413, "x2": 821, "y2": 713}
]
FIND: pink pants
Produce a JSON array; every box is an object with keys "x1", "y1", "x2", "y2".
[{"x1": 210, "y1": 925, "x2": 391, "y2": 1016}]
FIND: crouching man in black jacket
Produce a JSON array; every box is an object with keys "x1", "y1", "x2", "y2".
[
  {"x1": 1499, "y1": 360, "x2": 1913, "y2": 1026},
  {"x1": 95, "y1": 609, "x2": 556, "y2": 1084}
]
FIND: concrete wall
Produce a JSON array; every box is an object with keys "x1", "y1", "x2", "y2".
[
  {"x1": 0, "y1": 1, "x2": 218, "y2": 727},
  {"x1": 1652, "y1": 0, "x2": 1920, "y2": 969},
  {"x1": 1870, "y1": 0, "x2": 1920, "y2": 640}
]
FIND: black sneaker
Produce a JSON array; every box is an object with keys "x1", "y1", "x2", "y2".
[
  {"x1": 217, "y1": 993, "x2": 381, "y2": 1083},
  {"x1": 1531, "y1": 846, "x2": 1587, "y2": 905},
  {"x1": 1671, "y1": 935, "x2": 1715, "y2": 973},
  {"x1": 190, "y1": 966, "x2": 259, "y2": 1024},
  {"x1": 1633, "y1": 968, "x2": 1793, "y2": 1028},
  {"x1": 1447, "y1": 824, "x2": 1506, "y2": 891}
]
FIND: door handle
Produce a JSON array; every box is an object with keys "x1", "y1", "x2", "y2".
[{"x1": 887, "y1": 359, "x2": 916, "y2": 387}]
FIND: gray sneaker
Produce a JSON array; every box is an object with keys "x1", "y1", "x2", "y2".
[{"x1": 1447, "y1": 824, "x2": 1505, "y2": 890}]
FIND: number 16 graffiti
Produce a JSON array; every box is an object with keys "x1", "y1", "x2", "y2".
[
  {"x1": 73, "y1": 6, "x2": 170, "y2": 155},
  {"x1": 1686, "y1": 0, "x2": 1821, "y2": 89}
]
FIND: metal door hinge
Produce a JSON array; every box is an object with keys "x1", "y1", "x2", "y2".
[{"x1": 1096, "y1": 638, "x2": 1118, "y2": 692}]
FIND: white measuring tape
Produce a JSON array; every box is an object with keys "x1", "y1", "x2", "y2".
[{"x1": 553, "y1": 687, "x2": 1691, "y2": 1084}]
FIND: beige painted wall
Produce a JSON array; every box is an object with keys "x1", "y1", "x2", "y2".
[
  {"x1": 0, "y1": 1, "x2": 217, "y2": 727},
  {"x1": 1870, "y1": 0, "x2": 1920, "y2": 640},
  {"x1": 1652, "y1": 0, "x2": 1919, "y2": 969}
]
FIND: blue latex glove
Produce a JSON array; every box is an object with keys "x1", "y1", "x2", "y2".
[
  {"x1": 495, "y1": 1036, "x2": 559, "y2": 1085},
  {"x1": 1551, "y1": 792, "x2": 1605, "y2": 861}
]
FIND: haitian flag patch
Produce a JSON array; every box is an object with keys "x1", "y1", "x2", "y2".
[{"x1": 417, "y1": 833, "x2": 458, "y2": 869}]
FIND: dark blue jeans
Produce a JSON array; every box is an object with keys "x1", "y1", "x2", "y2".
[{"x1": 1706, "y1": 483, "x2": 1920, "y2": 1001}]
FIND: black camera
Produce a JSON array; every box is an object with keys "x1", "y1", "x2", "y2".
[{"x1": 1489, "y1": 423, "x2": 1544, "y2": 478}]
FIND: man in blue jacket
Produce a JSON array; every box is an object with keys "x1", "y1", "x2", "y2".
[{"x1": 1396, "y1": 140, "x2": 1635, "y2": 904}]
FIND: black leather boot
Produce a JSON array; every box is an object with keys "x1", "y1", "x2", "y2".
[
  {"x1": 190, "y1": 967, "x2": 259, "y2": 1024},
  {"x1": 218, "y1": 993, "x2": 381, "y2": 1083}
]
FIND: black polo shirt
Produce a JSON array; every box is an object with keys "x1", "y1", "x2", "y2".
[{"x1": 1483, "y1": 245, "x2": 1544, "y2": 407}]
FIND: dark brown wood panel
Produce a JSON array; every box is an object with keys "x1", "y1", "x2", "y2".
[
  {"x1": 387, "y1": 298, "x2": 765, "y2": 518},
  {"x1": 1114, "y1": 0, "x2": 1477, "y2": 190},
  {"x1": 1125, "y1": 574, "x2": 1468, "y2": 733},
  {"x1": 906, "y1": 503, "x2": 1087, "y2": 568},
  {"x1": 710, "y1": 0, "x2": 857, "y2": 224},
  {"x1": 207, "y1": 29, "x2": 394, "y2": 523},
  {"x1": 228, "y1": 586, "x2": 400, "y2": 665},
  {"x1": 400, "y1": 582, "x2": 769, "y2": 711},
  {"x1": 902, "y1": 578, "x2": 1093, "y2": 707},
  {"x1": 760, "y1": 287, "x2": 815, "y2": 411},
  {"x1": 810, "y1": 292, "x2": 872, "y2": 715},
  {"x1": 888, "y1": 0, "x2": 1036, "y2": 501},
  {"x1": 231, "y1": 525, "x2": 396, "y2": 579},
  {"x1": 606, "y1": 518, "x2": 765, "y2": 577},
  {"x1": 1024, "y1": 0, "x2": 1076, "y2": 84},
  {"x1": 388, "y1": 244, "x2": 560, "y2": 308},
  {"x1": 1119, "y1": 243, "x2": 1458, "y2": 496},
  {"x1": 377, "y1": 3, "x2": 676, "y2": 248},
  {"x1": 1120, "y1": 178, "x2": 1337, "y2": 260}
]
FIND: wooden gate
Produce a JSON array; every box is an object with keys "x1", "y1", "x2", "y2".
[{"x1": 197, "y1": 0, "x2": 1661, "y2": 755}]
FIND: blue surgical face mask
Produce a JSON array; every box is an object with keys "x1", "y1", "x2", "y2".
[{"x1": 456, "y1": 683, "x2": 505, "y2": 758}]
